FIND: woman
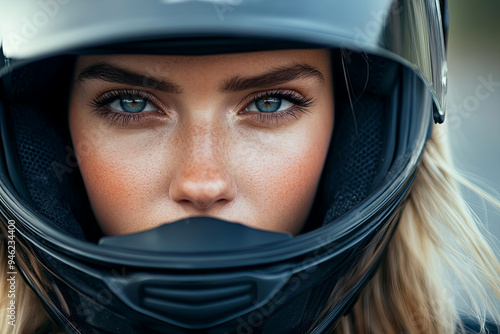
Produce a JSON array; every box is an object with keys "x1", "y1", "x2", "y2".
[
  {"x1": 69, "y1": 50, "x2": 335, "y2": 236},
  {"x1": 0, "y1": 0, "x2": 499, "y2": 333}
]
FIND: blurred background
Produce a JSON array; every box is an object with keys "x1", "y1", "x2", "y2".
[{"x1": 446, "y1": 1, "x2": 500, "y2": 254}]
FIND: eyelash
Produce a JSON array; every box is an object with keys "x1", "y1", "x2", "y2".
[
  {"x1": 242, "y1": 90, "x2": 314, "y2": 125},
  {"x1": 89, "y1": 89, "x2": 314, "y2": 125},
  {"x1": 89, "y1": 89, "x2": 162, "y2": 125}
]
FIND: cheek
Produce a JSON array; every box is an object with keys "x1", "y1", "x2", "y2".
[
  {"x1": 69, "y1": 113, "x2": 165, "y2": 234},
  {"x1": 238, "y1": 120, "x2": 333, "y2": 234},
  {"x1": 75, "y1": 144, "x2": 156, "y2": 234},
  {"x1": 262, "y1": 148, "x2": 326, "y2": 231}
]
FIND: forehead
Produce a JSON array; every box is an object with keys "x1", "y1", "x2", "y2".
[{"x1": 74, "y1": 49, "x2": 331, "y2": 74}]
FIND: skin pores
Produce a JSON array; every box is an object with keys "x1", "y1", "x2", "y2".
[{"x1": 69, "y1": 49, "x2": 334, "y2": 236}]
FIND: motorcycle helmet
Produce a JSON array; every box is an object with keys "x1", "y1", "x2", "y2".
[{"x1": 0, "y1": 0, "x2": 448, "y2": 333}]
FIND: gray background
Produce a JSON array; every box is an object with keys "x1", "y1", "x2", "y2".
[{"x1": 446, "y1": 1, "x2": 500, "y2": 254}]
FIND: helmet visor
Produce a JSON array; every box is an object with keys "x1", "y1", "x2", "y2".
[{"x1": 0, "y1": 0, "x2": 446, "y2": 118}]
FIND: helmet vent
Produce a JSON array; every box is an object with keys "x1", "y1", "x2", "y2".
[
  {"x1": 108, "y1": 271, "x2": 290, "y2": 330},
  {"x1": 142, "y1": 282, "x2": 254, "y2": 325}
]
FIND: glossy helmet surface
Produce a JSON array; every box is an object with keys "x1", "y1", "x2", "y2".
[{"x1": 0, "y1": 1, "x2": 447, "y2": 333}]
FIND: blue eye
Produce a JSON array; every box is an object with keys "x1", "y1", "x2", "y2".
[
  {"x1": 108, "y1": 96, "x2": 156, "y2": 113},
  {"x1": 247, "y1": 96, "x2": 293, "y2": 113}
]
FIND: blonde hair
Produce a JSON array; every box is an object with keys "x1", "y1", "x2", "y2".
[
  {"x1": 335, "y1": 124, "x2": 500, "y2": 333},
  {"x1": 1, "y1": 110, "x2": 499, "y2": 334},
  {"x1": 0, "y1": 238, "x2": 54, "y2": 334}
]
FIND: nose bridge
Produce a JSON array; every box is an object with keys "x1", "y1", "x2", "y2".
[
  {"x1": 182, "y1": 121, "x2": 225, "y2": 168},
  {"x1": 170, "y1": 117, "x2": 235, "y2": 210}
]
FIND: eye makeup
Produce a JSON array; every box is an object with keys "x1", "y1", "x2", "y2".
[{"x1": 88, "y1": 88, "x2": 315, "y2": 126}]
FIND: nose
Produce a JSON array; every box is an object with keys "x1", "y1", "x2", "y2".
[
  {"x1": 170, "y1": 168, "x2": 236, "y2": 210},
  {"x1": 169, "y1": 125, "x2": 236, "y2": 211}
]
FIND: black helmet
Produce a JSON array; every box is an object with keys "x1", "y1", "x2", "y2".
[{"x1": 0, "y1": 0, "x2": 448, "y2": 333}]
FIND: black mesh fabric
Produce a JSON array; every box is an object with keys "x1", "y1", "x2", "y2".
[
  {"x1": 321, "y1": 98, "x2": 384, "y2": 223},
  {"x1": 318, "y1": 52, "x2": 395, "y2": 225},
  {"x1": 10, "y1": 103, "x2": 85, "y2": 238},
  {"x1": 6, "y1": 58, "x2": 91, "y2": 239}
]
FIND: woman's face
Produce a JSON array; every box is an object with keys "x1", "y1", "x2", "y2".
[{"x1": 69, "y1": 49, "x2": 334, "y2": 236}]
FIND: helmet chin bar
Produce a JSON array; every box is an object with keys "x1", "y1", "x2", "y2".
[
  {"x1": 99, "y1": 217, "x2": 293, "y2": 253},
  {"x1": 98, "y1": 219, "x2": 294, "y2": 329}
]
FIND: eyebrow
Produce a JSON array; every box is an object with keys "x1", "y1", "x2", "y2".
[
  {"x1": 76, "y1": 62, "x2": 324, "y2": 94},
  {"x1": 221, "y1": 64, "x2": 324, "y2": 92},
  {"x1": 76, "y1": 63, "x2": 182, "y2": 94}
]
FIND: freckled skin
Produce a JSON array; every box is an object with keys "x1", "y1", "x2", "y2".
[{"x1": 69, "y1": 50, "x2": 334, "y2": 236}]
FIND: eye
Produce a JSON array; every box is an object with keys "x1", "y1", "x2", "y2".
[
  {"x1": 89, "y1": 89, "x2": 166, "y2": 125},
  {"x1": 239, "y1": 90, "x2": 315, "y2": 125},
  {"x1": 108, "y1": 96, "x2": 157, "y2": 113},
  {"x1": 247, "y1": 96, "x2": 294, "y2": 113}
]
